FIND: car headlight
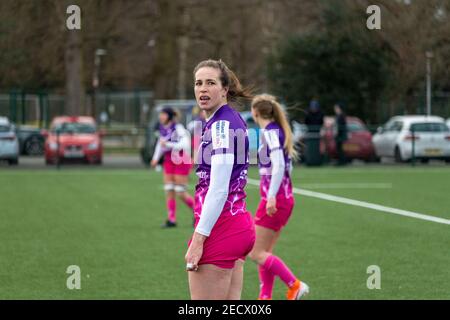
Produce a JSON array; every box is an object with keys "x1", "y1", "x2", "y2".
[
  {"x1": 49, "y1": 142, "x2": 58, "y2": 150},
  {"x1": 87, "y1": 142, "x2": 99, "y2": 150}
]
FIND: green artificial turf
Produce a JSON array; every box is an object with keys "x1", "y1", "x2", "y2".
[{"x1": 0, "y1": 166, "x2": 449, "y2": 299}]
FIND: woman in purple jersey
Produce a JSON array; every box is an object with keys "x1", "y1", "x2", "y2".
[
  {"x1": 151, "y1": 107, "x2": 195, "y2": 228},
  {"x1": 248, "y1": 94, "x2": 309, "y2": 300},
  {"x1": 185, "y1": 59, "x2": 255, "y2": 300}
]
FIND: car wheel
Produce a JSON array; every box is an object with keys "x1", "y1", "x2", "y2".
[
  {"x1": 445, "y1": 158, "x2": 450, "y2": 164},
  {"x1": 24, "y1": 136, "x2": 44, "y2": 156},
  {"x1": 365, "y1": 154, "x2": 380, "y2": 163},
  {"x1": 394, "y1": 146, "x2": 404, "y2": 163},
  {"x1": 420, "y1": 158, "x2": 429, "y2": 164},
  {"x1": 8, "y1": 158, "x2": 19, "y2": 165}
]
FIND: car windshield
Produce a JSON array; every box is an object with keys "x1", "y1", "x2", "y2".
[
  {"x1": 347, "y1": 122, "x2": 366, "y2": 132},
  {"x1": 0, "y1": 124, "x2": 11, "y2": 132},
  {"x1": 410, "y1": 122, "x2": 449, "y2": 133},
  {"x1": 51, "y1": 122, "x2": 96, "y2": 134}
]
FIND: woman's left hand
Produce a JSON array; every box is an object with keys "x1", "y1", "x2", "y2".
[
  {"x1": 266, "y1": 197, "x2": 277, "y2": 216},
  {"x1": 185, "y1": 232, "x2": 207, "y2": 272},
  {"x1": 160, "y1": 139, "x2": 167, "y2": 147}
]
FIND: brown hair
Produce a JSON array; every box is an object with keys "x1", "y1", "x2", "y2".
[
  {"x1": 193, "y1": 59, "x2": 253, "y2": 103},
  {"x1": 251, "y1": 94, "x2": 297, "y2": 159}
]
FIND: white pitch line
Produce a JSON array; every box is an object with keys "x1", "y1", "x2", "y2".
[
  {"x1": 298, "y1": 183, "x2": 392, "y2": 189},
  {"x1": 247, "y1": 178, "x2": 450, "y2": 226}
]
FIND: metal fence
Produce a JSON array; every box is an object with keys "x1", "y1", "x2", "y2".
[
  {"x1": 0, "y1": 90, "x2": 154, "y2": 129},
  {"x1": 376, "y1": 93, "x2": 450, "y2": 125}
]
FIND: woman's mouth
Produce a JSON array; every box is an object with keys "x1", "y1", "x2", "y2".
[{"x1": 199, "y1": 96, "x2": 210, "y2": 105}]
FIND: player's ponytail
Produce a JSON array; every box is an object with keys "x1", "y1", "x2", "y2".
[{"x1": 251, "y1": 94, "x2": 297, "y2": 159}]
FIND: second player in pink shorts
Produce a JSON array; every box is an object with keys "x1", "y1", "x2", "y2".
[{"x1": 248, "y1": 94, "x2": 309, "y2": 301}]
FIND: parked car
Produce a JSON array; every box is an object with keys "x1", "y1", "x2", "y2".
[
  {"x1": 43, "y1": 116, "x2": 103, "y2": 165},
  {"x1": 0, "y1": 117, "x2": 19, "y2": 165},
  {"x1": 322, "y1": 116, "x2": 377, "y2": 162},
  {"x1": 372, "y1": 115, "x2": 450, "y2": 163},
  {"x1": 446, "y1": 118, "x2": 450, "y2": 130},
  {"x1": 16, "y1": 125, "x2": 45, "y2": 156}
]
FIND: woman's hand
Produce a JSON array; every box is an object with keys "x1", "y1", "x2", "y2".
[
  {"x1": 266, "y1": 197, "x2": 277, "y2": 217},
  {"x1": 185, "y1": 232, "x2": 207, "y2": 272},
  {"x1": 150, "y1": 159, "x2": 158, "y2": 168},
  {"x1": 160, "y1": 139, "x2": 167, "y2": 148}
]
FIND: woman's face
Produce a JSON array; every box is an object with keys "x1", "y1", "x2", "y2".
[
  {"x1": 159, "y1": 112, "x2": 169, "y2": 125},
  {"x1": 194, "y1": 67, "x2": 228, "y2": 115}
]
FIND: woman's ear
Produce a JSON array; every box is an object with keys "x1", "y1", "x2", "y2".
[{"x1": 222, "y1": 86, "x2": 229, "y2": 98}]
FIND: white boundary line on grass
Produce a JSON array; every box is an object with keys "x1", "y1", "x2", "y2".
[
  {"x1": 247, "y1": 178, "x2": 450, "y2": 226},
  {"x1": 297, "y1": 183, "x2": 392, "y2": 189}
]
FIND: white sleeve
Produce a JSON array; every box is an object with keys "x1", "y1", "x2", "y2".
[
  {"x1": 195, "y1": 153, "x2": 234, "y2": 237},
  {"x1": 263, "y1": 130, "x2": 281, "y2": 151},
  {"x1": 187, "y1": 121, "x2": 195, "y2": 133},
  {"x1": 165, "y1": 124, "x2": 191, "y2": 151},
  {"x1": 267, "y1": 148, "x2": 285, "y2": 198},
  {"x1": 151, "y1": 140, "x2": 163, "y2": 162}
]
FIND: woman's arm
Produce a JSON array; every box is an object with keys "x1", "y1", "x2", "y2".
[
  {"x1": 267, "y1": 148, "x2": 285, "y2": 198},
  {"x1": 151, "y1": 140, "x2": 163, "y2": 163},
  {"x1": 165, "y1": 124, "x2": 191, "y2": 151},
  {"x1": 195, "y1": 153, "x2": 234, "y2": 236}
]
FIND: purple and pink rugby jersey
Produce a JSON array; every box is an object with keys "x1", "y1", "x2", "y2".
[
  {"x1": 194, "y1": 104, "x2": 250, "y2": 219},
  {"x1": 190, "y1": 104, "x2": 255, "y2": 269},
  {"x1": 258, "y1": 122, "x2": 293, "y2": 201},
  {"x1": 157, "y1": 122, "x2": 192, "y2": 175}
]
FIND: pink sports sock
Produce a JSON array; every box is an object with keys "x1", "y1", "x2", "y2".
[
  {"x1": 263, "y1": 255, "x2": 297, "y2": 288},
  {"x1": 167, "y1": 198, "x2": 176, "y2": 222},
  {"x1": 182, "y1": 196, "x2": 194, "y2": 210},
  {"x1": 258, "y1": 265, "x2": 275, "y2": 299}
]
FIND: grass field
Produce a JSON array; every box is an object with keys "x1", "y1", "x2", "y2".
[{"x1": 0, "y1": 165, "x2": 449, "y2": 299}]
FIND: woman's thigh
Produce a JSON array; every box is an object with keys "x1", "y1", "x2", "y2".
[{"x1": 188, "y1": 264, "x2": 233, "y2": 300}]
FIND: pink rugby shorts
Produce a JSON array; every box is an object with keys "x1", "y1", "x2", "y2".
[
  {"x1": 163, "y1": 156, "x2": 192, "y2": 176},
  {"x1": 254, "y1": 196, "x2": 295, "y2": 232},
  {"x1": 189, "y1": 211, "x2": 255, "y2": 269}
]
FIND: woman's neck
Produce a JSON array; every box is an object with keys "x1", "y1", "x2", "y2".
[
  {"x1": 258, "y1": 118, "x2": 273, "y2": 129},
  {"x1": 163, "y1": 120, "x2": 173, "y2": 127},
  {"x1": 205, "y1": 104, "x2": 226, "y2": 121}
]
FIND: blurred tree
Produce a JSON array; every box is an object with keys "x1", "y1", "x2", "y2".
[
  {"x1": 351, "y1": 0, "x2": 450, "y2": 114},
  {"x1": 0, "y1": 0, "x2": 448, "y2": 121},
  {"x1": 268, "y1": 1, "x2": 394, "y2": 123}
]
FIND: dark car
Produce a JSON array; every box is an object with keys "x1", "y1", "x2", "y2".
[{"x1": 16, "y1": 125, "x2": 45, "y2": 156}]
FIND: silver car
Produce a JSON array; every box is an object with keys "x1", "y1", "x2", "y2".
[
  {"x1": 372, "y1": 115, "x2": 450, "y2": 163},
  {"x1": 0, "y1": 117, "x2": 19, "y2": 165}
]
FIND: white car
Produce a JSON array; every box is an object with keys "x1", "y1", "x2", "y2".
[
  {"x1": 0, "y1": 117, "x2": 19, "y2": 165},
  {"x1": 372, "y1": 115, "x2": 450, "y2": 163},
  {"x1": 446, "y1": 118, "x2": 450, "y2": 130}
]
